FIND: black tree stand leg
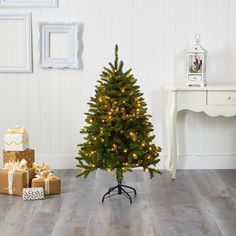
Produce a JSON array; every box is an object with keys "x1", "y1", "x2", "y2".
[{"x1": 102, "y1": 181, "x2": 137, "y2": 204}]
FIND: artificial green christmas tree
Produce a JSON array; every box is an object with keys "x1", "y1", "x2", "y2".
[{"x1": 76, "y1": 45, "x2": 161, "y2": 203}]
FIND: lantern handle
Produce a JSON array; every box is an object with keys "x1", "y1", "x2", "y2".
[{"x1": 195, "y1": 33, "x2": 201, "y2": 44}]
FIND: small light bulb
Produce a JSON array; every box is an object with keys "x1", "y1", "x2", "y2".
[{"x1": 132, "y1": 153, "x2": 137, "y2": 158}]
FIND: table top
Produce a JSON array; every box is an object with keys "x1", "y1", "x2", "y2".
[{"x1": 165, "y1": 83, "x2": 236, "y2": 91}]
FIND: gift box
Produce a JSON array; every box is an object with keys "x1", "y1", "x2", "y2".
[
  {"x1": 3, "y1": 149, "x2": 35, "y2": 168},
  {"x1": 31, "y1": 171, "x2": 61, "y2": 195},
  {"x1": 4, "y1": 126, "x2": 29, "y2": 151},
  {"x1": 0, "y1": 168, "x2": 35, "y2": 196},
  {"x1": 23, "y1": 187, "x2": 45, "y2": 201}
]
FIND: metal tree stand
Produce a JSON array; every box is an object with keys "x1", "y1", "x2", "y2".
[{"x1": 102, "y1": 182, "x2": 137, "y2": 204}]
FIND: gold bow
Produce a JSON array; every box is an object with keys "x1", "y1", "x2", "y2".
[
  {"x1": 4, "y1": 159, "x2": 28, "y2": 171},
  {"x1": 7, "y1": 125, "x2": 27, "y2": 134},
  {"x1": 35, "y1": 170, "x2": 59, "y2": 180},
  {"x1": 33, "y1": 162, "x2": 49, "y2": 173}
]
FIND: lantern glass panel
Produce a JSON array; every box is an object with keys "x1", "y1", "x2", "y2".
[{"x1": 189, "y1": 54, "x2": 203, "y2": 73}]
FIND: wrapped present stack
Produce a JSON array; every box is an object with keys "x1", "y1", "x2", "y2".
[
  {"x1": 3, "y1": 125, "x2": 34, "y2": 167},
  {"x1": 0, "y1": 125, "x2": 61, "y2": 200}
]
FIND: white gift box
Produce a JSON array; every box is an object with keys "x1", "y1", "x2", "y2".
[
  {"x1": 23, "y1": 187, "x2": 45, "y2": 201},
  {"x1": 4, "y1": 133, "x2": 29, "y2": 151}
]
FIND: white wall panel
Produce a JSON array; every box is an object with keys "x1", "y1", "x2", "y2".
[{"x1": 0, "y1": 0, "x2": 236, "y2": 169}]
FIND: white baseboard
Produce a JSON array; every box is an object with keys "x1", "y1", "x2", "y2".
[
  {"x1": 175, "y1": 154, "x2": 236, "y2": 169},
  {"x1": 26, "y1": 154, "x2": 236, "y2": 170}
]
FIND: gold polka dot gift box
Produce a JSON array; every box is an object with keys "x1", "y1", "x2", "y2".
[{"x1": 3, "y1": 149, "x2": 35, "y2": 168}]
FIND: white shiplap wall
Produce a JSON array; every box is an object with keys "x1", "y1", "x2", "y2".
[{"x1": 0, "y1": 0, "x2": 236, "y2": 169}]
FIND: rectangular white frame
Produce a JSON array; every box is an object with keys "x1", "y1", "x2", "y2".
[
  {"x1": 0, "y1": 14, "x2": 32, "y2": 73},
  {"x1": 39, "y1": 22, "x2": 79, "y2": 69},
  {"x1": 0, "y1": 0, "x2": 58, "y2": 8}
]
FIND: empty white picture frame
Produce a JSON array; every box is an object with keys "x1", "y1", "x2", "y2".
[
  {"x1": 0, "y1": 0, "x2": 58, "y2": 8},
  {"x1": 39, "y1": 22, "x2": 79, "y2": 69},
  {"x1": 0, "y1": 14, "x2": 32, "y2": 73}
]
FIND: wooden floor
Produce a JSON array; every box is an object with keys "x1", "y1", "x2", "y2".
[{"x1": 0, "y1": 169, "x2": 236, "y2": 236}]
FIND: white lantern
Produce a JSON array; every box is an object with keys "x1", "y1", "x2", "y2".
[{"x1": 186, "y1": 34, "x2": 207, "y2": 87}]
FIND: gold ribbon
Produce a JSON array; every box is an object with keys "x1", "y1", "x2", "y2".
[
  {"x1": 4, "y1": 159, "x2": 29, "y2": 194},
  {"x1": 34, "y1": 170, "x2": 59, "y2": 195},
  {"x1": 8, "y1": 171, "x2": 14, "y2": 195},
  {"x1": 5, "y1": 139, "x2": 29, "y2": 146},
  {"x1": 33, "y1": 162, "x2": 49, "y2": 173},
  {"x1": 7, "y1": 125, "x2": 28, "y2": 134},
  {"x1": 35, "y1": 170, "x2": 59, "y2": 180},
  {"x1": 45, "y1": 179, "x2": 50, "y2": 195},
  {"x1": 4, "y1": 159, "x2": 28, "y2": 172}
]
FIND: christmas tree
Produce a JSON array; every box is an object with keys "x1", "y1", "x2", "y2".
[{"x1": 76, "y1": 45, "x2": 161, "y2": 202}]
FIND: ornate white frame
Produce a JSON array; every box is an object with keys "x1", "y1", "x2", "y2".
[
  {"x1": 0, "y1": 0, "x2": 58, "y2": 7},
  {"x1": 0, "y1": 14, "x2": 32, "y2": 73},
  {"x1": 39, "y1": 22, "x2": 79, "y2": 69}
]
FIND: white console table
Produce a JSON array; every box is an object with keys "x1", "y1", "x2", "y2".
[{"x1": 165, "y1": 84, "x2": 236, "y2": 179}]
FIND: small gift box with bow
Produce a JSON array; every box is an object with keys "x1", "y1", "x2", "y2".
[
  {"x1": 0, "y1": 159, "x2": 35, "y2": 196},
  {"x1": 4, "y1": 125, "x2": 29, "y2": 151},
  {"x1": 3, "y1": 148, "x2": 35, "y2": 168},
  {"x1": 31, "y1": 170, "x2": 61, "y2": 195}
]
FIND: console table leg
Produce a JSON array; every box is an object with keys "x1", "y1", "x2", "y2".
[{"x1": 166, "y1": 91, "x2": 177, "y2": 179}]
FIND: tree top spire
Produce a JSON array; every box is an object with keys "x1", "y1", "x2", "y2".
[
  {"x1": 115, "y1": 44, "x2": 119, "y2": 69},
  {"x1": 115, "y1": 44, "x2": 118, "y2": 57}
]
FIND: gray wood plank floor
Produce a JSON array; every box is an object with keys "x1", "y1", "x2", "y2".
[{"x1": 0, "y1": 169, "x2": 236, "y2": 236}]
